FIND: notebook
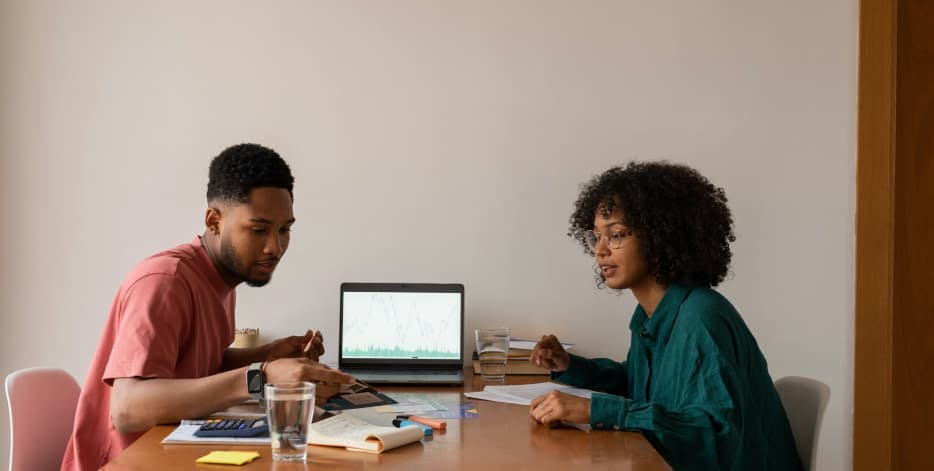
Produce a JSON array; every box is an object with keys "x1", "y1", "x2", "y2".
[{"x1": 338, "y1": 282, "x2": 465, "y2": 384}]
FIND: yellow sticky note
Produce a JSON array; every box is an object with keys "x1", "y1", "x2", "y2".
[{"x1": 195, "y1": 451, "x2": 261, "y2": 465}]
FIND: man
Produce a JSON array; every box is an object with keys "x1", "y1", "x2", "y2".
[{"x1": 62, "y1": 143, "x2": 354, "y2": 470}]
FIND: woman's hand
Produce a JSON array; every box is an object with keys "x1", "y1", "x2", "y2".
[
  {"x1": 529, "y1": 334, "x2": 570, "y2": 372},
  {"x1": 529, "y1": 391, "x2": 591, "y2": 426}
]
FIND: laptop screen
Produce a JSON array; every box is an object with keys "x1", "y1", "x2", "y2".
[{"x1": 339, "y1": 283, "x2": 464, "y2": 367}]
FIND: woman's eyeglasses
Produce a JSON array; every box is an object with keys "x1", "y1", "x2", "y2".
[{"x1": 583, "y1": 229, "x2": 633, "y2": 251}]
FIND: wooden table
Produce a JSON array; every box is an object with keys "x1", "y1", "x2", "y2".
[{"x1": 104, "y1": 370, "x2": 671, "y2": 470}]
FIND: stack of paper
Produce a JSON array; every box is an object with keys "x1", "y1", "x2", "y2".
[
  {"x1": 507, "y1": 338, "x2": 575, "y2": 352},
  {"x1": 471, "y1": 338, "x2": 575, "y2": 376},
  {"x1": 464, "y1": 381, "x2": 594, "y2": 406}
]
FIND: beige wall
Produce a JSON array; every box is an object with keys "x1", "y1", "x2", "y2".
[{"x1": 0, "y1": 1, "x2": 857, "y2": 469}]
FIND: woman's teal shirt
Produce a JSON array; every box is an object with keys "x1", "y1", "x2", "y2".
[{"x1": 553, "y1": 284, "x2": 804, "y2": 471}]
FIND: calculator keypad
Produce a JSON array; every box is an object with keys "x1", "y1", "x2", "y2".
[{"x1": 193, "y1": 418, "x2": 269, "y2": 437}]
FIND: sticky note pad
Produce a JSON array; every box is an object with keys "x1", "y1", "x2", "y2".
[{"x1": 195, "y1": 451, "x2": 261, "y2": 465}]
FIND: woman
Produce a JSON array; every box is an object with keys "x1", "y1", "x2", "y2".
[{"x1": 530, "y1": 162, "x2": 802, "y2": 470}]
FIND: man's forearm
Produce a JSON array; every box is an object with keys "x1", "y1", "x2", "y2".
[
  {"x1": 110, "y1": 367, "x2": 250, "y2": 434},
  {"x1": 222, "y1": 346, "x2": 269, "y2": 371}
]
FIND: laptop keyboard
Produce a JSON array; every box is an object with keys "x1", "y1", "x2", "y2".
[
  {"x1": 343, "y1": 369, "x2": 464, "y2": 383},
  {"x1": 345, "y1": 369, "x2": 456, "y2": 376}
]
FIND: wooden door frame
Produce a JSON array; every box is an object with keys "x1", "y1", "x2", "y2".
[
  {"x1": 854, "y1": 0, "x2": 896, "y2": 468},
  {"x1": 855, "y1": 0, "x2": 933, "y2": 469}
]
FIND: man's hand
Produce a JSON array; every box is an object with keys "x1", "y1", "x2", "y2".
[
  {"x1": 264, "y1": 329, "x2": 325, "y2": 362},
  {"x1": 529, "y1": 391, "x2": 591, "y2": 426},
  {"x1": 529, "y1": 334, "x2": 571, "y2": 372},
  {"x1": 264, "y1": 357, "x2": 355, "y2": 387},
  {"x1": 314, "y1": 383, "x2": 341, "y2": 406}
]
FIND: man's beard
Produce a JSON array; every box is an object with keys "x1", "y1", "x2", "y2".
[{"x1": 219, "y1": 237, "x2": 270, "y2": 287}]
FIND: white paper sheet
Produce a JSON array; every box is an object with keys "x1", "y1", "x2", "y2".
[
  {"x1": 509, "y1": 338, "x2": 574, "y2": 351},
  {"x1": 481, "y1": 382, "x2": 594, "y2": 404},
  {"x1": 373, "y1": 394, "x2": 447, "y2": 414},
  {"x1": 463, "y1": 390, "x2": 529, "y2": 405}
]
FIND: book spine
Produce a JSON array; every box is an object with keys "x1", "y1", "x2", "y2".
[{"x1": 471, "y1": 359, "x2": 550, "y2": 376}]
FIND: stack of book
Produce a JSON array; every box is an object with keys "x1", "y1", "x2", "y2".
[{"x1": 471, "y1": 338, "x2": 574, "y2": 376}]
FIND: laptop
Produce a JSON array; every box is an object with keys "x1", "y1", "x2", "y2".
[{"x1": 338, "y1": 282, "x2": 465, "y2": 384}]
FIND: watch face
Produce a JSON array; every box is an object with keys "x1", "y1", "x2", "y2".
[{"x1": 248, "y1": 371, "x2": 262, "y2": 393}]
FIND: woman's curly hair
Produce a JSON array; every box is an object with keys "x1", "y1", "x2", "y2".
[{"x1": 569, "y1": 161, "x2": 735, "y2": 287}]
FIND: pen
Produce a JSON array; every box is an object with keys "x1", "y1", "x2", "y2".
[
  {"x1": 302, "y1": 330, "x2": 319, "y2": 355},
  {"x1": 395, "y1": 414, "x2": 446, "y2": 430},
  {"x1": 392, "y1": 419, "x2": 433, "y2": 436}
]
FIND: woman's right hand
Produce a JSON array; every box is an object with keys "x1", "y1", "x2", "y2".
[{"x1": 529, "y1": 334, "x2": 570, "y2": 372}]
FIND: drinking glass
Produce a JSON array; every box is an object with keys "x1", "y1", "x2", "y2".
[
  {"x1": 475, "y1": 327, "x2": 510, "y2": 382},
  {"x1": 265, "y1": 381, "x2": 315, "y2": 462}
]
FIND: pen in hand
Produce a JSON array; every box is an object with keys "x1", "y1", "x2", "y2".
[{"x1": 302, "y1": 329, "x2": 324, "y2": 360}]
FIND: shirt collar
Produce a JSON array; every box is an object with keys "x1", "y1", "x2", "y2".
[
  {"x1": 629, "y1": 284, "x2": 695, "y2": 341},
  {"x1": 192, "y1": 235, "x2": 235, "y2": 298}
]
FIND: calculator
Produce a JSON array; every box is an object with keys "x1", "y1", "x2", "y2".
[{"x1": 193, "y1": 418, "x2": 269, "y2": 438}]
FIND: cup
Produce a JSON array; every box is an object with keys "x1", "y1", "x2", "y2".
[
  {"x1": 265, "y1": 381, "x2": 316, "y2": 462},
  {"x1": 232, "y1": 328, "x2": 260, "y2": 348},
  {"x1": 475, "y1": 327, "x2": 510, "y2": 382}
]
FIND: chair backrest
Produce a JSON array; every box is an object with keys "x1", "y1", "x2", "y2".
[
  {"x1": 774, "y1": 376, "x2": 831, "y2": 471},
  {"x1": 5, "y1": 367, "x2": 81, "y2": 471}
]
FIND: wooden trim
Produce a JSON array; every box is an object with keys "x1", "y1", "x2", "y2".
[
  {"x1": 854, "y1": 0, "x2": 896, "y2": 469},
  {"x1": 891, "y1": 1, "x2": 934, "y2": 468}
]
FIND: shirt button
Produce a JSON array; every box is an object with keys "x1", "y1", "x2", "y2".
[{"x1": 641, "y1": 329, "x2": 649, "y2": 337}]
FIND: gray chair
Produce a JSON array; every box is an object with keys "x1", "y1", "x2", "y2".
[
  {"x1": 5, "y1": 367, "x2": 81, "y2": 471},
  {"x1": 774, "y1": 376, "x2": 831, "y2": 471}
]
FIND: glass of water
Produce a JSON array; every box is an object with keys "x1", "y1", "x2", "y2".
[
  {"x1": 475, "y1": 327, "x2": 510, "y2": 382},
  {"x1": 265, "y1": 381, "x2": 316, "y2": 462}
]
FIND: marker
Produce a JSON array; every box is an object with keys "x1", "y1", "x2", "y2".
[
  {"x1": 395, "y1": 414, "x2": 446, "y2": 430},
  {"x1": 392, "y1": 419, "x2": 433, "y2": 436}
]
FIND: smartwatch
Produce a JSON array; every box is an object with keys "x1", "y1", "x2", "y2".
[{"x1": 246, "y1": 362, "x2": 265, "y2": 401}]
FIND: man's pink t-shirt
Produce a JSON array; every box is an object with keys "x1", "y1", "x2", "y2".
[{"x1": 61, "y1": 237, "x2": 236, "y2": 471}]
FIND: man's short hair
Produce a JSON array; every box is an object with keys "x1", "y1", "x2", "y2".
[{"x1": 207, "y1": 143, "x2": 294, "y2": 203}]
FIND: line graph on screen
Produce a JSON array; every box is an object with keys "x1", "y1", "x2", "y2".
[{"x1": 342, "y1": 291, "x2": 460, "y2": 359}]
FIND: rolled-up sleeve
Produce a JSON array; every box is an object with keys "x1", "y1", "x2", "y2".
[{"x1": 552, "y1": 353, "x2": 629, "y2": 395}]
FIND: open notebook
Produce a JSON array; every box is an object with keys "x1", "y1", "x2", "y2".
[{"x1": 307, "y1": 414, "x2": 424, "y2": 453}]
